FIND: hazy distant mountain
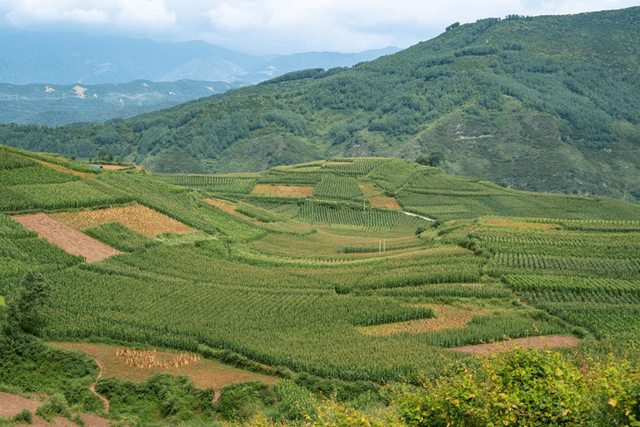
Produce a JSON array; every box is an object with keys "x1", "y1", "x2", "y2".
[
  {"x1": 0, "y1": 28, "x2": 398, "y2": 85},
  {"x1": 0, "y1": 79, "x2": 246, "y2": 126}
]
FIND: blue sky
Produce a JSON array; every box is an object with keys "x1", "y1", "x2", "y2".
[{"x1": 0, "y1": 0, "x2": 637, "y2": 54}]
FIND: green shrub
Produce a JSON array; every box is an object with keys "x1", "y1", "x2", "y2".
[
  {"x1": 12, "y1": 408, "x2": 32, "y2": 424},
  {"x1": 273, "y1": 380, "x2": 318, "y2": 421},
  {"x1": 396, "y1": 348, "x2": 640, "y2": 427},
  {"x1": 35, "y1": 394, "x2": 72, "y2": 421},
  {"x1": 216, "y1": 381, "x2": 274, "y2": 421}
]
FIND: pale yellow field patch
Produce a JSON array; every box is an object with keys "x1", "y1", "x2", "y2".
[{"x1": 50, "y1": 204, "x2": 195, "y2": 237}]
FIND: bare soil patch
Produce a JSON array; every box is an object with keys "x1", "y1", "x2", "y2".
[
  {"x1": 0, "y1": 392, "x2": 108, "y2": 427},
  {"x1": 52, "y1": 342, "x2": 277, "y2": 390},
  {"x1": 0, "y1": 392, "x2": 39, "y2": 417},
  {"x1": 359, "y1": 304, "x2": 487, "y2": 336},
  {"x1": 252, "y1": 184, "x2": 314, "y2": 197},
  {"x1": 204, "y1": 198, "x2": 251, "y2": 220},
  {"x1": 370, "y1": 196, "x2": 402, "y2": 210},
  {"x1": 485, "y1": 219, "x2": 557, "y2": 229},
  {"x1": 26, "y1": 157, "x2": 94, "y2": 178},
  {"x1": 50, "y1": 204, "x2": 194, "y2": 237},
  {"x1": 449, "y1": 336, "x2": 580, "y2": 356},
  {"x1": 97, "y1": 165, "x2": 126, "y2": 170},
  {"x1": 12, "y1": 213, "x2": 121, "y2": 262},
  {"x1": 326, "y1": 162, "x2": 351, "y2": 165}
]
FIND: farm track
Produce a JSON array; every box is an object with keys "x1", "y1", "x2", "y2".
[{"x1": 89, "y1": 359, "x2": 109, "y2": 413}]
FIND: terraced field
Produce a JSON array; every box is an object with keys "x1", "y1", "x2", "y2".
[{"x1": 2, "y1": 147, "x2": 640, "y2": 403}]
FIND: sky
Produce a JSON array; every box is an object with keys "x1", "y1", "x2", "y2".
[{"x1": 0, "y1": 0, "x2": 638, "y2": 55}]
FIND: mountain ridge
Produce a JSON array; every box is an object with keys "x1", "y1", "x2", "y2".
[
  {"x1": 0, "y1": 28, "x2": 399, "y2": 85},
  {"x1": 1, "y1": 6, "x2": 639, "y2": 200}
]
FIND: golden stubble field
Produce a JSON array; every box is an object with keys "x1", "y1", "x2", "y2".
[{"x1": 50, "y1": 204, "x2": 195, "y2": 236}]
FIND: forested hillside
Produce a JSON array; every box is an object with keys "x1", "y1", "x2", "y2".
[{"x1": 1, "y1": 7, "x2": 639, "y2": 199}]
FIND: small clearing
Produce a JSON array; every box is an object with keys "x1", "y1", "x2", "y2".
[
  {"x1": 252, "y1": 184, "x2": 314, "y2": 197},
  {"x1": 485, "y1": 219, "x2": 557, "y2": 229},
  {"x1": 204, "y1": 198, "x2": 251, "y2": 220},
  {"x1": 97, "y1": 165, "x2": 126, "y2": 170},
  {"x1": 359, "y1": 304, "x2": 487, "y2": 336},
  {"x1": 370, "y1": 196, "x2": 402, "y2": 210},
  {"x1": 12, "y1": 213, "x2": 121, "y2": 262},
  {"x1": 52, "y1": 342, "x2": 278, "y2": 390},
  {"x1": 50, "y1": 204, "x2": 194, "y2": 237},
  {"x1": 19, "y1": 155, "x2": 94, "y2": 178},
  {"x1": 0, "y1": 392, "x2": 108, "y2": 427},
  {"x1": 449, "y1": 336, "x2": 580, "y2": 356}
]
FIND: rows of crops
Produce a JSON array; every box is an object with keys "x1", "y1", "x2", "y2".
[
  {"x1": 296, "y1": 202, "x2": 401, "y2": 230},
  {"x1": 395, "y1": 188, "x2": 640, "y2": 221},
  {"x1": 84, "y1": 222, "x2": 161, "y2": 252},
  {"x1": 312, "y1": 175, "x2": 364, "y2": 201},
  {"x1": 97, "y1": 173, "x2": 266, "y2": 243},
  {"x1": 475, "y1": 226, "x2": 640, "y2": 258},
  {"x1": 0, "y1": 180, "x2": 133, "y2": 212},
  {"x1": 489, "y1": 253, "x2": 640, "y2": 279},
  {"x1": 159, "y1": 174, "x2": 257, "y2": 194},
  {"x1": 0, "y1": 233, "x2": 84, "y2": 295},
  {"x1": 0, "y1": 165, "x2": 80, "y2": 186},
  {"x1": 0, "y1": 148, "x2": 39, "y2": 170},
  {"x1": 341, "y1": 249, "x2": 484, "y2": 293},
  {"x1": 470, "y1": 215, "x2": 640, "y2": 341},
  {"x1": 0, "y1": 214, "x2": 37, "y2": 238},
  {"x1": 257, "y1": 171, "x2": 328, "y2": 185},
  {"x1": 322, "y1": 158, "x2": 391, "y2": 175}
]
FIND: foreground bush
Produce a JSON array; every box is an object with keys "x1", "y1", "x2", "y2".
[{"x1": 396, "y1": 348, "x2": 640, "y2": 427}]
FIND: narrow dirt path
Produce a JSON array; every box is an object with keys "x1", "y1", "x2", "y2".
[{"x1": 89, "y1": 359, "x2": 109, "y2": 413}]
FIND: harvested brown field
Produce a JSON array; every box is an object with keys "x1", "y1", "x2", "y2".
[
  {"x1": 97, "y1": 165, "x2": 126, "y2": 170},
  {"x1": 30, "y1": 158, "x2": 94, "y2": 178},
  {"x1": 204, "y1": 198, "x2": 251, "y2": 220},
  {"x1": 0, "y1": 392, "x2": 39, "y2": 418},
  {"x1": 50, "y1": 204, "x2": 195, "y2": 237},
  {"x1": 0, "y1": 392, "x2": 108, "y2": 427},
  {"x1": 115, "y1": 348, "x2": 200, "y2": 370},
  {"x1": 485, "y1": 219, "x2": 557, "y2": 229},
  {"x1": 359, "y1": 304, "x2": 487, "y2": 336},
  {"x1": 52, "y1": 342, "x2": 277, "y2": 389},
  {"x1": 12, "y1": 213, "x2": 121, "y2": 262},
  {"x1": 449, "y1": 336, "x2": 580, "y2": 356},
  {"x1": 326, "y1": 161, "x2": 351, "y2": 165},
  {"x1": 252, "y1": 184, "x2": 314, "y2": 197},
  {"x1": 370, "y1": 196, "x2": 402, "y2": 210}
]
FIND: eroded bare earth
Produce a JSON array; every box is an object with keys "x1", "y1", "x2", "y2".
[
  {"x1": 12, "y1": 213, "x2": 121, "y2": 262},
  {"x1": 449, "y1": 336, "x2": 580, "y2": 356}
]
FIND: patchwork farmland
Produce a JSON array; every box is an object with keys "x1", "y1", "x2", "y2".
[{"x1": 2, "y1": 146, "x2": 640, "y2": 425}]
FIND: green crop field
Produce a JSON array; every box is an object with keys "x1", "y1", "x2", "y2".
[{"x1": 2, "y1": 147, "x2": 640, "y2": 425}]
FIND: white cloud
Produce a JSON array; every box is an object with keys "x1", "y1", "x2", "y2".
[
  {"x1": 115, "y1": 0, "x2": 175, "y2": 29},
  {"x1": 2, "y1": 0, "x2": 639, "y2": 53}
]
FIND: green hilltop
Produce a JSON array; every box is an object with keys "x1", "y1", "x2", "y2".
[
  {"x1": 2, "y1": 145, "x2": 640, "y2": 424},
  {"x1": 1, "y1": 7, "x2": 640, "y2": 202}
]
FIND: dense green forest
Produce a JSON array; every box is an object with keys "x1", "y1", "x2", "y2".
[{"x1": 1, "y1": 7, "x2": 639, "y2": 200}]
